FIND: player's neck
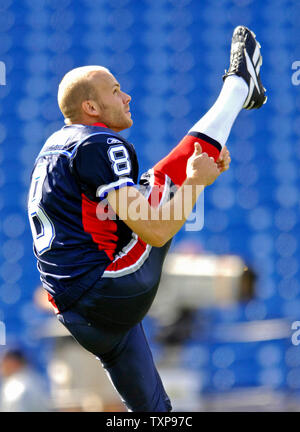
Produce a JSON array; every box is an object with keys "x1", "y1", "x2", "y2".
[{"x1": 92, "y1": 122, "x2": 108, "y2": 128}]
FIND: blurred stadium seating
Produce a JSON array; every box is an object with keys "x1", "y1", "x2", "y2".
[{"x1": 0, "y1": 0, "x2": 300, "y2": 411}]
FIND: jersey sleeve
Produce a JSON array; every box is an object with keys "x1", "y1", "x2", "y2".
[{"x1": 71, "y1": 137, "x2": 136, "y2": 201}]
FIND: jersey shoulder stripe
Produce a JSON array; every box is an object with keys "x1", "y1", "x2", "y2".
[
  {"x1": 69, "y1": 131, "x2": 130, "y2": 161},
  {"x1": 35, "y1": 125, "x2": 134, "y2": 163}
]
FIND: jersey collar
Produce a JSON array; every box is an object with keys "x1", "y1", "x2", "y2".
[{"x1": 92, "y1": 122, "x2": 108, "y2": 128}]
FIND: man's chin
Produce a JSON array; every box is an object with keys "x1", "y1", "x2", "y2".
[
  {"x1": 121, "y1": 117, "x2": 133, "y2": 130},
  {"x1": 112, "y1": 118, "x2": 133, "y2": 132}
]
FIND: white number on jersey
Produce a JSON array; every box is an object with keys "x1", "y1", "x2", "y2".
[
  {"x1": 108, "y1": 144, "x2": 131, "y2": 176},
  {"x1": 28, "y1": 162, "x2": 55, "y2": 255}
]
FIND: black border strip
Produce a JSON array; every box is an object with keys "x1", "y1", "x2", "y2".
[{"x1": 188, "y1": 131, "x2": 222, "y2": 152}]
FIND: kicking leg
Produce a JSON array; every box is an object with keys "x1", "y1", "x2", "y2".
[
  {"x1": 154, "y1": 76, "x2": 247, "y2": 186},
  {"x1": 154, "y1": 26, "x2": 266, "y2": 187}
]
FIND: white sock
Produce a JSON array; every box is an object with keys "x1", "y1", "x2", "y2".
[{"x1": 189, "y1": 75, "x2": 248, "y2": 147}]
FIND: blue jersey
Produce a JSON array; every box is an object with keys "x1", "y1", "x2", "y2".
[{"x1": 28, "y1": 124, "x2": 139, "y2": 309}]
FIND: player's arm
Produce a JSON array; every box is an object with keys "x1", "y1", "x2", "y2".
[{"x1": 107, "y1": 143, "x2": 220, "y2": 247}]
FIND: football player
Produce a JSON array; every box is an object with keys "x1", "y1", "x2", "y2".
[{"x1": 28, "y1": 26, "x2": 266, "y2": 411}]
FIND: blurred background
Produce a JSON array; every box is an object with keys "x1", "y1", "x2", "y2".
[{"x1": 0, "y1": 0, "x2": 300, "y2": 412}]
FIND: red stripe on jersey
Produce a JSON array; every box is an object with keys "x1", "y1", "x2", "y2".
[
  {"x1": 48, "y1": 293, "x2": 60, "y2": 314},
  {"x1": 105, "y1": 237, "x2": 148, "y2": 272},
  {"x1": 153, "y1": 134, "x2": 221, "y2": 187},
  {"x1": 81, "y1": 193, "x2": 118, "y2": 261},
  {"x1": 104, "y1": 171, "x2": 167, "y2": 274}
]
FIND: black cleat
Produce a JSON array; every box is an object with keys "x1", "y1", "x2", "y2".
[{"x1": 223, "y1": 25, "x2": 267, "y2": 109}]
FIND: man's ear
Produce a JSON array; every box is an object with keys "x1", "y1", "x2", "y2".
[{"x1": 81, "y1": 100, "x2": 100, "y2": 117}]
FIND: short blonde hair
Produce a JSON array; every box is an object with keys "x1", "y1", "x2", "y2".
[{"x1": 57, "y1": 66, "x2": 110, "y2": 124}]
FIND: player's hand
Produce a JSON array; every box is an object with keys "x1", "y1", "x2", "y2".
[
  {"x1": 216, "y1": 146, "x2": 231, "y2": 173},
  {"x1": 186, "y1": 142, "x2": 221, "y2": 186}
]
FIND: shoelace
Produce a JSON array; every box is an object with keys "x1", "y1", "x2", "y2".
[{"x1": 230, "y1": 43, "x2": 244, "y2": 74}]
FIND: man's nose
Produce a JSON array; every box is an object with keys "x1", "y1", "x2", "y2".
[{"x1": 123, "y1": 91, "x2": 131, "y2": 104}]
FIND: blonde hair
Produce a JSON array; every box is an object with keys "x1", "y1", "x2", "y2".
[{"x1": 57, "y1": 66, "x2": 110, "y2": 124}]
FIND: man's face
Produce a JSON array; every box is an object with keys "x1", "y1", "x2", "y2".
[{"x1": 90, "y1": 71, "x2": 133, "y2": 132}]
